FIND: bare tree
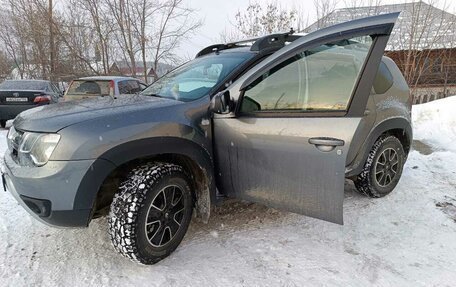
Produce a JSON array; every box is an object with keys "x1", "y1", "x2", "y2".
[
  {"x1": 313, "y1": 0, "x2": 337, "y2": 29},
  {"x1": 106, "y1": 0, "x2": 139, "y2": 77},
  {"x1": 224, "y1": 2, "x2": 298, "y2": 40},
  {"x1": 0, "y1": 9, "x2": 27, "y2": 78},
  {"x1": 0, "y1": 0, "x2": 201, "y2": 81},
  {"x1": 57, "y1": 0, "x2": 104, "y2": 76},
  {"x1": 148, "y1": 0, "x2": 202, "y2": 81}
]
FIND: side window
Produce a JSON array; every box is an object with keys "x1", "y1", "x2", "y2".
[
  {"x1": 119, "y1": 80, "x2": 142, "y2": 94},
  {"x1": 373, "y1": 61, "x2": 394, "y2": 94},
  {"x1": 240, "y1": 36, "x2": 373, "y2": 113},
  {"x1": 118, "y1": 81, "x2": 129, "y2": 94},
  {"x1": 128, "y1": 80, "x2": 141, "y2": 93}
]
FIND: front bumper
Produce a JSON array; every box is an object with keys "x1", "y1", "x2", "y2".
[{"x1": 2, "y1": 151, "x2": 96, "y2": 227}]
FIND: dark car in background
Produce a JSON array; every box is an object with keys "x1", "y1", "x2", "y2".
[
  {"x1": 0, "y1": 80, "x2": 61, "y2": 128},
  {"x1": 63, "y1": 76, "x2": 147, "y2": 101}
]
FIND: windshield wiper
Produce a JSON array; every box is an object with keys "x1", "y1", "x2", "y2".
[{"x1": 141, "y1": 93, "x2": 163, "y2": 98}]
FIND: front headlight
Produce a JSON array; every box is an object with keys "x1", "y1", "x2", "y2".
[{"x1": 8, "y1": 128, "x2": 60, "y2": 166}]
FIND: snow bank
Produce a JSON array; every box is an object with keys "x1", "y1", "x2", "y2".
[{"x1": 412, "y1": 96, "x2": 456, "y2": 152}]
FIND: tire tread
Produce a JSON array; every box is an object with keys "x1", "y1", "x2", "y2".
[{"x1": 108, "y1": 162, "x2": 185, "y2": 264}]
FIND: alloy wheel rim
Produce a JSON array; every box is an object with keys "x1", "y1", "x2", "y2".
[
  {"x1": 144, "y1": 185, "x2": 185, "y2": 247},
  {"x1": 374, "y1": 148, "x2": 399, "y2": 187}
]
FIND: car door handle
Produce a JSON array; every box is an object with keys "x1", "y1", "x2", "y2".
[{"x1": 309, "y1": 137, "x2": 345, "y2": 152}]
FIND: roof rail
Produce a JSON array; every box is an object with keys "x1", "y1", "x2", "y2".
[{"x1": 195, "y1": 29, "x2": 300, "y2": 58}]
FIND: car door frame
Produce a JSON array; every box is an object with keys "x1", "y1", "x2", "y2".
[
  {"x1": 212, "y1": 13, "x2": 399, "y2": 224},
  {"x1": 216, "y1": 12, "x2": 399, "y2": 118}
]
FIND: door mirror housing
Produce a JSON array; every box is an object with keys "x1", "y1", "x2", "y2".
[{"x1": 210, "y1": 91, "x2": 232, "y2": 114}]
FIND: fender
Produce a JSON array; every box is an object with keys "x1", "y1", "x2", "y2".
[
  {"x1": 73, "y1": 137, "x2": 215, "y2": 222},
  {"x1": 345, "y1": 117, "x2": 412, "y2": 177}
]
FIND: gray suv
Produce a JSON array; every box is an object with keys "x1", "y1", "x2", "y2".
[{"x1": 2, "y1": 13, "x2": 411, "y2": 265}]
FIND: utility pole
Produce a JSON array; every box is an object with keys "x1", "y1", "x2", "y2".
[{"x1": 49, "y1": 0, "x2": 55, "y2": 81}]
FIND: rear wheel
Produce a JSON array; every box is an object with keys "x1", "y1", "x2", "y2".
[
  {"x1": 0, "y1": 120, "x2": 6, "y2": 128},
  {"x1": 354, "y1": 135, "x2": 405, "y2": 198},
  {"x1": 108, "y1": 162, "x2": 193, "y2": 265}
]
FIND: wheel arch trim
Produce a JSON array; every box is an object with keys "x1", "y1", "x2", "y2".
[
  {"x1": 346, "y1": 117, "x2": 412, "y2": 177},
  {"x1": 73, "y1": 137, "x2": 215, "y2": 222}
]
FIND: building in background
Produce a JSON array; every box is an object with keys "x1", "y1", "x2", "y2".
[
  {"x1": 109, "y1": 61, "x2": 174, "y2": 84},
  {"x1": 305, "y1": 1, "x2": 456, "y2": 104}
]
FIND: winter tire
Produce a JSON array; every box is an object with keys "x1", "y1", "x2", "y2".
[
  {"x1": 354, "y1": 135, "x2": 405, "y2": 198},
  {"x1": 108, "y1": 162, "x2": 193, "y2": 265}
]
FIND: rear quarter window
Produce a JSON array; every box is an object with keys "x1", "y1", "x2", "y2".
[{"x1": 373, "y1": 61, "x2": 394, "y2": 94}]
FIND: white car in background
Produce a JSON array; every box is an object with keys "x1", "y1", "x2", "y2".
[{"x1": 64, "y1": 76, "x2": 147, "y2": 101}]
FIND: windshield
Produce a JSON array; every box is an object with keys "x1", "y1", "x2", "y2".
[
  {"x1": 0, "y1": 80, "x2": 47, "y2": 90},
  {"x1": 141, "y1": 52, "x2": 253, "y2": 101},
  {"x1": 66, "y1": 80, "x2": 111, "y2": 96}
]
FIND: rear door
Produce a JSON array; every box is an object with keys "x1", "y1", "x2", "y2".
[{"x1": 213, "y1": 13, "x2": 399, "y2": 224}]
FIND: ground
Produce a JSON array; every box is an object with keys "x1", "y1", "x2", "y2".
[{"x1": 0, "y1": 98, "x2": 455, "y2": 287}]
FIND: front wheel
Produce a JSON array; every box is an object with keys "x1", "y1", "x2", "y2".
[
  {"x1": 109, "y1": 162, "x2": 193, "y2": 265},
  {"x1": 354, "y1": 135, "x2": 405, "y2": 198}
]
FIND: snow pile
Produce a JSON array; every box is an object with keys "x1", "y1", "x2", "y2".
[{"x1": 412, "y1": 96, "x2": 456, "y2": 152}]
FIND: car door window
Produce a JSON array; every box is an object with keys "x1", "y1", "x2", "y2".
[
  {"x1": 118, "y1": 81, "x2": 129, "y2": 94},
  {"x1": 240, "y1": 36, "x2": 373, "y2": 113},
  {"x1": 128, "y1": 80, "x2": 141, "y2": 93}
]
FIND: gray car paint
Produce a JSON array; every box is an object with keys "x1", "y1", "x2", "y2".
[
  {"x1": 345, "y1": 57, "x2": 412, "y2": 176},
  {"x1": 212, "y1": 13, "x2": 400, "y2": 224},
  {"x1": 3, "y1": 13, "x2": 410, "y2": 228}
]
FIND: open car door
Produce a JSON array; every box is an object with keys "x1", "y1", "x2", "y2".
[{"x1": 213, "y1": 13, "x2": 399, "y2": 224}]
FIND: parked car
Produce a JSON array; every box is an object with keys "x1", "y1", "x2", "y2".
[
  {"x1": 2, "y1": 13, "x2": 412, "y2": 265},
  {"x1": 63, "y1": 76, "x2": 147, "y2": 101},
  {"x1": 0, "y1": 80, "x2": 61, "y2": 128}
]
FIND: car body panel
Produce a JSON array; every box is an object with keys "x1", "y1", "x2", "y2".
[
  {"x1": 213, "y1": 12, "x2": 399, "y2": 224},
  {"x1": 13, "y1": 95, "x2": 179, "y2": 132},
  {"x1": 214, "y1": 117, "x2": 361, "y2": 224},
  {"x1": 345, "y1": 57, "x2": 412, "y2": 176}
]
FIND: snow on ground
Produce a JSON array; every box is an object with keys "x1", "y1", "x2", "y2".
[
  {"x1": 0, "y1": 98, "x2": 456, "y2": 287},
  {"x1": 412, "y1": 96, "x2": 456, "y2": 152}
]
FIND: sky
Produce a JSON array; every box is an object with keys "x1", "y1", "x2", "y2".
[{"x1": 179, "y1": 0, "x2": 456, "y2": 58}]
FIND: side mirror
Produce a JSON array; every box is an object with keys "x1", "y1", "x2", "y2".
[{"x1": 210, "y1": 91, "x2": 232, "y2": 114}]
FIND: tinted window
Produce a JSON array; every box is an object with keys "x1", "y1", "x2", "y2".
[
  {"x1": 127, "y1": 80, "x2": 141, "y2": 93},
  {"x1": 373, "y1": 61, "x2": 394, "y2": 94},
  {"x1": 0, "y1": 80, "x2": 47, "y2": 90},
  {"x1": 241, "y1": 36, "x2": 373, "y2": 113},
  {"x1": 119, "y1": 80, "x2": 142, "y2": 94},
  {"x1": 118, "y1": 81, "x2": 129, "y2": 94}
]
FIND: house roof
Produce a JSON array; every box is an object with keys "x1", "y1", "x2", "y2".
[{"x1": 304, "y1": 1, "x2": 456, "y2": 51}]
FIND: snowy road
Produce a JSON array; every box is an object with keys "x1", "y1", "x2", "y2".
[{"x1": 1, "y1": 98, "x2": 455, "y2": 286}]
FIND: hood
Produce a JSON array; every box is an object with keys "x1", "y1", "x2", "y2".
[{"x1": 14, "y1": 94, "x2": 180, "y2": 132}]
